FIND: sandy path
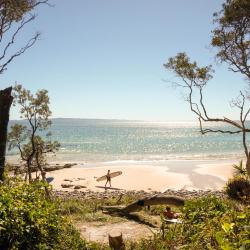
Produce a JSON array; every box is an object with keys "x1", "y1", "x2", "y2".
[{"x1": 77, "y1": 221, "x2": 155, "y2": 243}]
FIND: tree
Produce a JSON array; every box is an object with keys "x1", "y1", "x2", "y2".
[
  {"x1": 212, "y1": 0, "x2": 250, "y2": 81},
  {"x1": 8, "y1": 85, "x2": 60, "y2": 182},
  {"x1": 0, "y1": 0, "x2": 49, "y2": 180},
  {"x1": 164, "y1": 0, "x2": 250, "y2": 177}
]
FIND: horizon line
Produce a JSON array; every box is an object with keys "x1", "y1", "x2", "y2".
[{"x1": 10, "y1": 117, "x2": 248, "y2": 123}]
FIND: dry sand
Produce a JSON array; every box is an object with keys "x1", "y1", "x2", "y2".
[{"x1": 47, "y1": 159, "x2": 236, "y2": 192}]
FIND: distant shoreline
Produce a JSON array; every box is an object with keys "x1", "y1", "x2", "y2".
[{"x1": 6, "y1": 152, "x2": 243, "y2": 165}]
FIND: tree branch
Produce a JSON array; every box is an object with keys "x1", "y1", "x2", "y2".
[{"x1": 0, "y1": 32, "x2": 40, "y2": 74}]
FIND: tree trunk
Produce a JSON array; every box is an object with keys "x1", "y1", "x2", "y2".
[
  {"x1": 0, "y1": 87, "x2": 13, "y2": 181},
  {"x1": 246, "y1": 153, "x2": 250, "y2": 178},
  {"x1": 27, "y1": 159, "x2": 32, "y2": 182}
]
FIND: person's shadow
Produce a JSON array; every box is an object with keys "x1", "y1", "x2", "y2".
[{"x1": 95, "y1": 185, "x2": 123, "y2": 190}]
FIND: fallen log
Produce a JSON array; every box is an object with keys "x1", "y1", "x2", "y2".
[
  {"x1": 122, "y1": 195, "x2": 185, "y2": 213},
  {"x1": 101, "y1": 195, "x2": 186, "y2": 215}
]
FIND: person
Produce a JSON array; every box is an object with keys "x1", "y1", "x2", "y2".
[
  {"x1": 163, "y1": 206, "x2": 180, "y2": 219},
  {"x1": 105, "y1": 170, "x2": 111, "y2": 188}
]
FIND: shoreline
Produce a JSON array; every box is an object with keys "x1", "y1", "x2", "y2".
[{"x1": 34, "y1": 159, "x2": 237, "y2": 193}]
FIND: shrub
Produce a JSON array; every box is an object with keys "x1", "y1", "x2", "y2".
[
  {"x1": 179, "y1": 196, "x2": 231, "y2": 249},
  {"x1": 170, "y1": 196, "x2": 250, "y2": 249},
  {"x1": 0, "y1": 178, "x2": 87, "y2": 249},
  {"x1": 225, "y1": 176, "x2": 250, "y2": 200},
  {"x1": 232, "y1": 160, "x2": 247, "y2": 177},
  {"x1": 119, "y1": 196, "x2": 250, "y2": 250}
]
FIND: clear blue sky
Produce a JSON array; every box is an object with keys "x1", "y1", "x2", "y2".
[{"x1": 1, "y1": 0, "x2": 247, "y2": 121}]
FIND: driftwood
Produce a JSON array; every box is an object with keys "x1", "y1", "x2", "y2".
[
  {"x1": 122, "y1": 195, "x2": 185, "y2": 213},
  {"x1": 102, "y1": 195, "x2": 185, "y2": 214}
]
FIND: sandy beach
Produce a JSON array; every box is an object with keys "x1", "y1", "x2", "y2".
[{"x1": 45, "y1": 159, "x2": 236, "y2": 192}]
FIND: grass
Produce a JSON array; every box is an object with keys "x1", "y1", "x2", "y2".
[
  {"x1": 57, "y1": 194, "x2": 250, "y2": 250},
  {"x1": 57, "y1": 193, "x2": 145, "y2": 224}
]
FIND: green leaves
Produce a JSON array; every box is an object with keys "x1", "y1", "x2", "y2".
[
  {"x1": 232, "y1": 160, "x2": 248, "y2": 177},
  {"x1": 179, "y1": 196, "x2": 250, "y2": 249},
  {"x1": 222, "y1": 222, "x2": 235, "y2": 233},
  {"x1": 215, "y1": 232, "x2": 233, "y2": 250},
  {"x1": 8, "y1": 84, "x2": 60, "y2": 182},
  {"x1": 164, "y1": 52, "x2": 213, "y2": 86},
  {"x1": 0, "y1": 179, "x2": 87, "y2": 249},
  {"x1": 240, "y1": 240, "x2": 250, "y2": 250},
  {"x1": 0, "y1": 0, "x2": 35, "y2": 23},
  {"x1": 212, "y1": 0, "x2": 250, "y2": 78}
]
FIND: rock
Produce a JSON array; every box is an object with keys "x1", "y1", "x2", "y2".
[
  {"x1": 64, "y1": 163, "x2": 77, "y2": 168},
  {"x1": 44, "y1": 163, "x2": 77, "y2": 172},
  {"x1": 64, "y1": 179, "x2": 73, "y2": 182},
  {"x1": 61, "y1": 184, "x2": 74, "y2": 188},
  {"x1": 74, "y1": 185, "x2": 87, "y2": 190}
]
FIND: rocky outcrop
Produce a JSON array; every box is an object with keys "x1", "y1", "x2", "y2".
[
  {"x1": 8, "y1": 163, "x2": 77, "y2": 174},
  {"x1": 44, "y1": 163, "x2": 77, "y2": 172}
]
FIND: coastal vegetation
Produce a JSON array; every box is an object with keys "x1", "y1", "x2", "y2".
[
  {"x1": 0, "y1": 177, "x2": 88, "y2": 249},
  {"x1": 8, "y1": 85, "x2": 60, "y2": 183},
  {"x1": 0, "y1": 0, "x2": 49, "y2": 180},
  {"x1": 2, "y1": 176, "x2": 249, "y2": 250},
  {"x1": 0, "y1": 170, "x2": 249, "y2": 249}
]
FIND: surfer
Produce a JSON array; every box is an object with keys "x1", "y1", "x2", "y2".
[{"x1": 105, "y1": 170, "x2": 111, "y2": 188}]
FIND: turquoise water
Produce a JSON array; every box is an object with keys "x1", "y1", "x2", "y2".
[{"x1": 8, "y1": 118, "x2": 245, "y2": 162}]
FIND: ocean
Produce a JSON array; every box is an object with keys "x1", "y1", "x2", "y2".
[{"x1": 7, "y1": 118, "x2": 245, "y2": 163}]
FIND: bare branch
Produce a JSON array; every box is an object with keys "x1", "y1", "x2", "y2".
[
  {"x1": 200, "y1": 128, "x2": 242, "y2": 134},
  {"x1": 243, "y1": 108, "x2": 250, "y2": 122},
  {"x1": 0, "y1": 0, "x2": 51, "y2": 74},
  {"x1": 198, "y1": 117, "x2": 242, "y2": 135},
  {"x1": 0, "y1": 15, "x2": 36, "y2": 61},
  {"x1": 0, "y1": 32, "x2": 40, "y2": 74}
]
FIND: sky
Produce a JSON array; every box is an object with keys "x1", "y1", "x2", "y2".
[{"x1": 1, "y1": 0, "x2": 248, "y2": 121}]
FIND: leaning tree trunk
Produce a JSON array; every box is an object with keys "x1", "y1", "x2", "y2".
[
  {"x1": 122, "y1": 195, "x2": 185, "y2": 213},
  {"x1": 0, "y1": 87, "x2": 13, "y2": 181}
]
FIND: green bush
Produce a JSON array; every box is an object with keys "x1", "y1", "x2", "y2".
[
  {"x1": 0, "y1": 179, "x2": 87, "y2": 250},
  {"x1": 173, "y1": 196, "x2": 250, "y2": 249},
  {"x1": 226, "y1": 176, "x2": 250, "y2": 199},
  {"x1": 128, "y1": 196, "x2": 250, "y2": 250}
]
